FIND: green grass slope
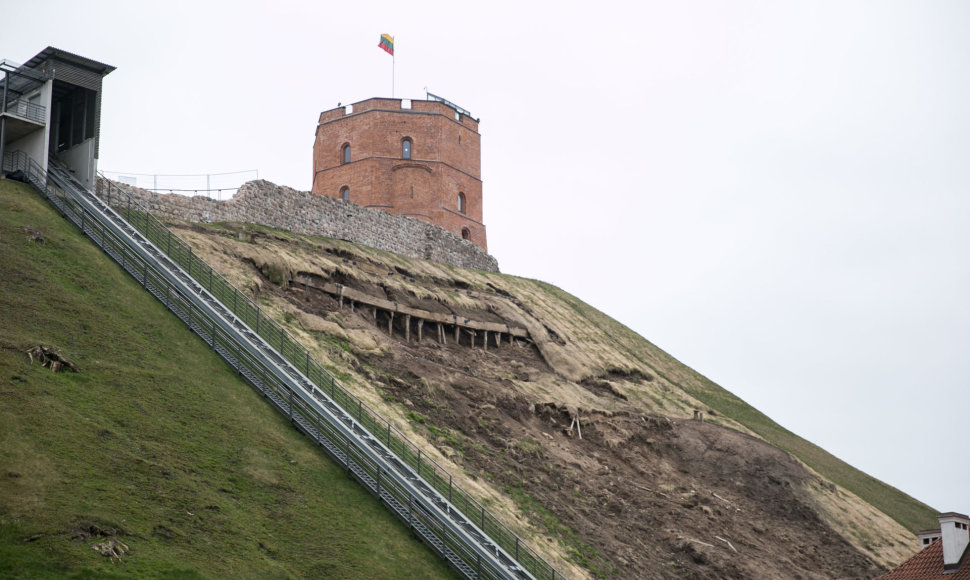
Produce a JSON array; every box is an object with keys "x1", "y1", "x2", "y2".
[{"x1": 0, "y1": 179, "x2": 457, "y2": 579}]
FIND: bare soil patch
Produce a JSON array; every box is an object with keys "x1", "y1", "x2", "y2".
[{"x1": 191, "y1": 225, "x2": 893, "y2": 579}]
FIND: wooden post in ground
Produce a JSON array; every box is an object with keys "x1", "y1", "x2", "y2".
[
  {"x1": 416, "y1": 319, "x2": 424, "y2": 342},
  {"x1": 404, "y1": 314, "x2": 411, "y2": 342}
]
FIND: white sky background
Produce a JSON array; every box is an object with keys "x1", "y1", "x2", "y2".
[{"x1": 4, "y1": 0, "x2": 968, "y2": 520}]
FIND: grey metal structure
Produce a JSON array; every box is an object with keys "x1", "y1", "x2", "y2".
[
  {"x1": 15, "y1": 153, "x2": 565, "y2": 580},
  {"x1": 1, "y1": 47, "x2": 113, "y2": 190}
]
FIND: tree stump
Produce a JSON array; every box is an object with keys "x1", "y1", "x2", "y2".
[{"x1": 26, "y1": 345, "x2": 79, "y2": 373}]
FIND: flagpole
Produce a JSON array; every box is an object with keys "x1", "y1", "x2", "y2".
[{"x1": 379, "y1": 34, "x2": 395, "y2": 97}]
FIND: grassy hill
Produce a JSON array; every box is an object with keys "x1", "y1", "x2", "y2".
[
  {"x1": 159, "y1": 198, "x2": 936, "y2": 577},
  {"x1": 0, "y1": 179, "x2": 457, "y2": 579},
  {"x1": 1, "y1": 172, "x2": 939, "y2": 578}
]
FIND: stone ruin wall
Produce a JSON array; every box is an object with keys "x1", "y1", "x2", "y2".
[{"x1": 97, "y1": 178, "x2": 499, "y2": 272}]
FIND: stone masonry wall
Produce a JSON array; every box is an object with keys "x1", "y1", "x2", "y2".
[{"x1": 97, "y1": 178, "x2": 499, "y2": 272}]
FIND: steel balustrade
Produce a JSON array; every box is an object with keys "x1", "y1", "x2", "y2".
[
  {"x1": 3, "y1": 98, "x2": 46, "y2": 123},
  {"x1": 16, "y1": 155, "x2": 564, "y2": 580}
]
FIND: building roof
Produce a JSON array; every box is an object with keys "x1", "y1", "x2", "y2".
[
  {"x1": 874, "y1": 539, "x2": 970, "y2": 579},
  {"x1": 23, "y1": 46, "x2": 115, "y2": 76}
]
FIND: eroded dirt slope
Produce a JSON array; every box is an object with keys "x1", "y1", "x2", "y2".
[{"x1": 171, "y1": 220, "x2": 918, "y2": 579}]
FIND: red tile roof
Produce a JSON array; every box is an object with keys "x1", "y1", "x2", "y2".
[{"x1": 874, "y1": 539, "x2": 970, "y2": 579}]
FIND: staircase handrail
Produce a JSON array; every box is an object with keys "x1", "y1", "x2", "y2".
[
  {"x1": 33, "y1": 160, "x2": 532, "y2": 580},
  {"x1": 23, "y1": 158, "x2": 563, "y2": 580},
  {"x1": 93, "y1": 175, "x2": 560, "y2": 579}
]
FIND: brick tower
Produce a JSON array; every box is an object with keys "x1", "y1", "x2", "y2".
[{"x1": 312, "y1": 96, "x2": 487, "y2": 251}]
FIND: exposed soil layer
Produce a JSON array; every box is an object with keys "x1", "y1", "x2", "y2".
[
  {"x1": 367, "y1": 346, "x2": 881, "y2": 579},
  {"x1": 261, "y1": 262, "x2": 885, "y2": 579}
]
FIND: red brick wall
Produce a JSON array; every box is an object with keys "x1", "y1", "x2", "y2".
[{"x1": 312, "y1": 98, "x2": 487, "y2": 251}]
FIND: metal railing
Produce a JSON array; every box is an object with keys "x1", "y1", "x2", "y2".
[
  {"x1": 99, "y1": 168, "x2": 258, "y2": 200},
  {"x1": 95, "y1": 175, "x2": 563, "y2": 580},
  {"x1": 35, "y1": 160, "x2": 519, "y2": 579},
  {"x1": 24, "y1": 158, "x2": 564, "y2": 580},
  {"x1": 2, "y1": 150, "x2": 45, "y2": 183},
  {"x1": 4, "y1": 98, "x2": 46, "y2": 123}
]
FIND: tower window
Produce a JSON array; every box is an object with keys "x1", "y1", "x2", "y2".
[
  {"x1": 461, "y1": 228, "x2": 470, "y2": 240},
  {"x1": 342, "y1": 144, "x2": 351, "y2": 164},
  {"x1": 402, "y1": 138, "x2": 412, "y2": 160},
  {"x1": 458, "y1": 192, "x2": 466, "y2": 214},
  {"x1": 340, "y1": 186, "x2": 349, "y2": 201}
]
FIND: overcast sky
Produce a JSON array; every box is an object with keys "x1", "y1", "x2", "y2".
[{"x1": 4, "y1": 0, "x2": 968, "y2": 521}]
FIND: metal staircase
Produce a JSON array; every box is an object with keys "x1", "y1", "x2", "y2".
[{"x1": 15, "y1": 154, "x2": 564, "y2": 580}]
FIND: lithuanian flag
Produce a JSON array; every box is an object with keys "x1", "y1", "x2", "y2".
[{"x1": 378, "y1": 34, "x2": 394, "y2": 56}]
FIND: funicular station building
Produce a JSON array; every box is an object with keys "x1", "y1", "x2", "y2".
[{"x1": 0, "y1": 47, "x2": 114, "y2": 190}]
